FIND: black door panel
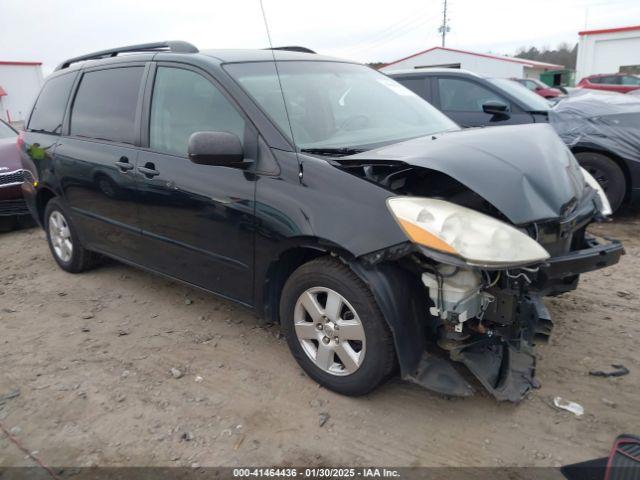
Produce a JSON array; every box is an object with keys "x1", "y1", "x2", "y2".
[
  {"x1": 134, "y1": 152, "x2": 255, "y2": 303},
  {"x1": 135, "y1": 64, "x2": 256, "y2": 304},
  {"x1": 55, "y1": 65, "x2": 147, "y2": 260},
  {"x1": 55, "y1": 139, "x2": 142, "y2": 259}
]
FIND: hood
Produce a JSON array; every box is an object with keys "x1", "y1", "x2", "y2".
[
  {"x1": 348, "y1": 124, "x2": 586, "y2": 225},
  {"x1": 0, "y1": 137, "x2": 22, "y2": 172}
]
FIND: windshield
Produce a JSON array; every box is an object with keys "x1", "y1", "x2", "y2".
[
  {"x1": 0, "y1": 121, "x2": 17, "y2": 139},
  {"x1": 224, "y1": 61, "x2": 458, "y2": 151},
  {"x1": 488, "y1": 78, "x2": 552, "y2": 112}
]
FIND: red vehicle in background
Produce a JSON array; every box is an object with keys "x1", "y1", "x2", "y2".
[
  {"x1": 577, "y1": 73, "x2": 640, "y2": 93},
  {"x1": 0, "y1": 119, "x2": 32, "y2": 231},
  {"x1": 512, "y1": 78, "x2": 563, "y2": 99}
]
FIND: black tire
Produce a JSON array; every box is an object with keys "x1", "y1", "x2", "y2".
[
  {"x1": 44, "y1": 197, "x2": 99, "y2": 273},
  {"x1": 280, "y1": 256, "x2": 396, "y2": 396},
  {"x1": 575, "y1": 151, "x2": 626, "y2": 213}
]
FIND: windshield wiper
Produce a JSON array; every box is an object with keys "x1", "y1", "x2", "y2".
[{"x1": 300, "y1": 147, "x2": 365, "y2": 157}]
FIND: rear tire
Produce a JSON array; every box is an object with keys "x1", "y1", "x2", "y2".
[
  {"x1": 575, "y1": 151, "x2": 626, "y2": 213},
  {"x1": 280, "y1": 256, "x2": 396, "y2": 396},
  {"x1": 44, "y1": 198, "x2": 99, "y2": 273}
]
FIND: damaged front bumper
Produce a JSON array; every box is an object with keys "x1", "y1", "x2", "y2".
[
  {"x1": 356, "y1": 233, "x2": 624, "y2": 403},
  {"x1": 408, "y1": 234, "x2": 624, "y2": 402},
  {"x1": 531, "y1": 235, "x2": 624, "y2": 295}
]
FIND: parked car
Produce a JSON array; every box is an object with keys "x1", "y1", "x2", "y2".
[
  {"x1": 388, "y1": 68, "x2": 640, "y2": 211},
  {"x1": 0, "y1": 119, "x2": 32, "y2": 231},
  {"x1": 512, "y1": 77, "x2": 563, "y2": 99},
  {"x1": 577, "y1": 73, "x2": 640, "y2": 94},
  {"x1": 19, "y1": 42, "x2": 622, "y2": 403}
]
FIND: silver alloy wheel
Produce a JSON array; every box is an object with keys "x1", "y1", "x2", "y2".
[
  {"x1": 49, "y1": 210, "x2": 73, "y2": 263},
  {"x1": 294, "y1": 287, "x2": 366, "y2": 376}
]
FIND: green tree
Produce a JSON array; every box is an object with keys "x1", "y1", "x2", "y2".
[{"x1": 515, "y1": 43, "x2": 577, "y2": 69}]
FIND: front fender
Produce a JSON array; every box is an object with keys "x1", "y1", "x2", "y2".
[{"x1": 348, "y1": 260, "x2": 428, "y2": 377}]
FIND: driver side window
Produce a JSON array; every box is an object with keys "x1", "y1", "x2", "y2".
[
  {"x1": 150, "y1": 67, "x2": 245, "y2": 157},
  {"x1": 437, "y1": 78, "x2": 508, "y2": 112}
]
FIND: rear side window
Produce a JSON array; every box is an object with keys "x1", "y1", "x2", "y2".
[
  {"x1": 28, "y1": 73, "x2": 76, "y2": 134},
  {"x1": 70, "y1": 67, "x2": 144, "y2": 144},
  {"x1": 149, "y1": 67, "x2": 245, "y2": 156},
  {"x1": 600, "y1": 76, "x2": 620, "y2": 85}
]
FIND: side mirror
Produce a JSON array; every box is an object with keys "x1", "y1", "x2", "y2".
[
  {"x1": 188, "y1": 131, "x2": 245, "y2": 167},
  {"x1": 482, "y1": 101, "x2": 510, "y2": 116}
]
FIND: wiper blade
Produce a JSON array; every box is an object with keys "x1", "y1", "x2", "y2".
[{"x1": 300, "y1": 147, "x2": 365, "y2": 157}]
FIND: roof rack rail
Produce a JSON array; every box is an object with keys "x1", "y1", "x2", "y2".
[
  {"x1": 55, "y1": 41, "x2": 199, "y2": 71},
  {"x1": 266, "y1": 46, "x2": 316, "y2": 54}
]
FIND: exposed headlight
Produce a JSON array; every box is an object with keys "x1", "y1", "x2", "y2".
[
  {"x1": 386, "y1": 197, "x2": 550, "y2": 268},
  {"x1": 581, "y1": 167, "x2": 612, "y2": 216}
]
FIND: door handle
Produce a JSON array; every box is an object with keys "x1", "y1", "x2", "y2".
[
  {"x1": 138, "y1": 163, "x2": 160, "y2": 178},
  {"x1": 115, "y1": 156, "x2": 134, "y2": 172}
]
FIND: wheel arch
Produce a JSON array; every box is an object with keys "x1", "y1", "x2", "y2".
[
  {"x1": 571, "y1": 144, "x2": 632, "y2": 203},
  {"x1": 261, "y1": 239, "x2": 429, "y2": 378},
  {"x1": 261, "y1": 238, "x2": 356, "y2": 325}
]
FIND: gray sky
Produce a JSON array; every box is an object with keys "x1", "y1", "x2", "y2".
[{"x1": 1, "y1": 0, "x2": 639, "y2": 75}]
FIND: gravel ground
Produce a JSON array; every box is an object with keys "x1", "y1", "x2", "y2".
[{"x1": 0, "y1": 213, "x2": 638, "y2": 469}]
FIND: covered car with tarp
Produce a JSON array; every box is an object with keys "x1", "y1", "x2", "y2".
[{"x1": 550, "y1": 92, "x2": 640, "y2": 210}]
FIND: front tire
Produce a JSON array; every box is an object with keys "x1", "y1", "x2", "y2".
[
  {"x1": 575, "y1": 151, "x2": 626, "y2": 213},
  {"x1": 280, "y1": 257, "x2": 396, "y2": 396},
  {"x1": 44, "y1": 198, "x2": 99, "y2": 273}
]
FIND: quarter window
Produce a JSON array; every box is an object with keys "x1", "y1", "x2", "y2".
[
  {"x1": 437, "y1": 78, "x2": 506, "y2": 112},
  {"x1": 28, "y1": 73, "x2": 76, "y2": 134},
  {"x1": 394, "y1": 77, "x2": 427, "y2": 98},
  {"x1": 70, "y1": 67, "x2": 144, "y2": 144},
  {"x1": 149, "y1": 67, "x2": 245, "y2": 157}
]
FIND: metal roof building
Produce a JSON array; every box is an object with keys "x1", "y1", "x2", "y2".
[
  {"x1": 575, "y1": 25, "x2": 640, "y2": 82},
  {"x1": 379, "y1": 46, "x2": 564, "y2": 80},
  {"x1": 0, "y1": 60, "x2": 44, "y2": 123}
]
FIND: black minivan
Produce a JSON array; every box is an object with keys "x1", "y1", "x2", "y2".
[{"x1": 19, "y1": 41, "x2": 623, "y2": 402}]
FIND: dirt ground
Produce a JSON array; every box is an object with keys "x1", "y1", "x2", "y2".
[{"x1": 0, "y1": 212, "x2": 638, "y2": 469}]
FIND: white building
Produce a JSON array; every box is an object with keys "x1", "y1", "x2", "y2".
[
  {"x1": 0, "y1": 61, "x2": 44, "y2": 123},
  {"x1": 576, "y1": 25, "x2": 640, "y2": 82},
  {"x1": 380, "y1": 46, "x2": 563, "y2": 80}
]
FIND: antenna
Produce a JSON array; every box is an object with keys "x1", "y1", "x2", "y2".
[
  {"x1": 259, "y1": 0, "x2": 302, "y2": 175},
  {"x1": 438, "y1": 0, "x2": 450, "y2": 47}
]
